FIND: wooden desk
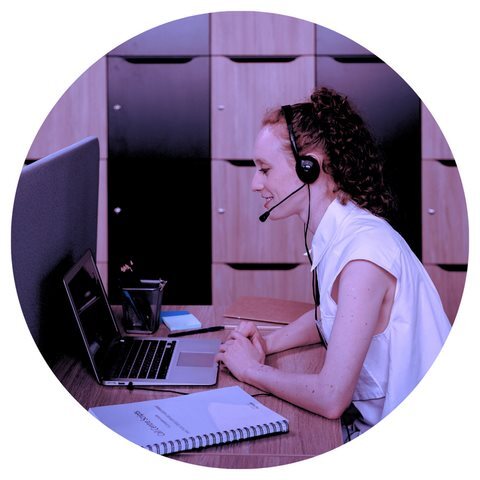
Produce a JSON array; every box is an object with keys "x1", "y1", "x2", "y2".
[{"x1": 51, "y1": 306, "x2": 342, "y2": 469}]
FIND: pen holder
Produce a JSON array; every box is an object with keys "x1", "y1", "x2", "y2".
[{"x1": 121, "y1": 279, "x2": 167, "y2": 334}]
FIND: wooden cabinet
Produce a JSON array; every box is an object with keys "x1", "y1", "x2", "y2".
[
  {"x1": 316, "y1": 56, "x2": 421, "y2": 257},
  {"x1": 213, "y1": 264, "x2": 313, "y2": 306},
  {"x1": 27, "y1": 57, "x2": 107, "y2": 160},
  {"x1": 422, "y1": 160, "x2": 468, "y2": 264},
  {"x1": 211, "y1": 12, "x2": 315, "y2": 305},
  {"x1": 212, "y1": 160, "x2": 307, "y2": 263},
  {"x1": 107, "y1": 51, "x2": 211, "y2": 306},
  {"x1": 25, "y1": 57, "x2": 108, "y2": 284},
  {"x1": 211, "y1": 56, "x2": 315, "y2": 159},
  {"x1": 316, "y1": 24, "x2": 372, "y2": 55},
  {"x1": 109, "y1": 14, "x2": 209, "y2": 56},
  {"x1": 211, "y1": 12, "x2": 315, "y2": 55},
  {"x1": 421, "y1": 104, "x2": 468, "y2": 323},
  {"x1": 24, "y1": 13, "x2": 468, "y2": 317},
  {"x1": 421, "y1": 104, "x2": 454, "y2": 159},
  {"x1": 424, "y1": 265, "x2": 467, "y2": 324}
]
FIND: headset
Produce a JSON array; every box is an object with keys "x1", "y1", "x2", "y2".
[
  {"x1": 281, "y1": 106, "x2": 323, "y2": 337},
  {"x1": 258, "y1": 107, "x2": 322, "y2": 335},
  {"x1": 259, "y1": 105, "x2": 322, "y2": 222},
  {"x1": 281, "y1": 105, "x2": 320, "y2": 184}
]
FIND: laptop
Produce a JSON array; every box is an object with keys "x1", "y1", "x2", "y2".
[{"x1": 63, "y1": 250, "x2": 220, "y2": 386}]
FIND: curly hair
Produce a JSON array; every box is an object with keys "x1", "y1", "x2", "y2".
[{"x1": 262, "y1": 87, "x2": 396, "y2": 219}]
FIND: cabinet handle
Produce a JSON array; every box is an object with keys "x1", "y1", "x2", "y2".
[
  {"x1": 427, "y1": 208, "x2": 436, "y2": 215},
  {"x1": 228, "y1": 56, "x2": 297, "y2": 63},
  {"x1": 438, "y1": 160, "x2": 457, "y2": 167},
  {"x1": 437, "y1": 264, "x2": 468, "y2": 272},
  {"x1": 217, "y1": 208, "x2": 225, "y2": 214},
  {"x1": 332, "y1": 55, "x2": 383, "y2": 64},
  {"x1": 227, "y1": 263, "x2": 301, "y2": 271},
  {"x1": 113, "y1": 207, "x2": 122, "y2": 215},
  {"x1": 123, "y1": 56, "x2": 194, "y2": 64}
]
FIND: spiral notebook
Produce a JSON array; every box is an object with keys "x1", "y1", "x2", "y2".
[{"x1": 89, "y1": 386, "x2": 289, "y2": 455}]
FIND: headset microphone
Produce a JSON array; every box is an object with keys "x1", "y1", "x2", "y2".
[{"x1": 258, "y1": 184, "x2": 306, "y2": 222}]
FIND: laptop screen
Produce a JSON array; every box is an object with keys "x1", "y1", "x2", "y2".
[{"x1": 64, "y1": 250, "x2": 119, "y2": 373}]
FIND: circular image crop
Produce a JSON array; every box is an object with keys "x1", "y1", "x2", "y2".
[{"x1": 11, "y1": 11, "x2": 468, "y2": 470}]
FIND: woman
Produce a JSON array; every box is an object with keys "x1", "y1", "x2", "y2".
[{"x1": 215, "y1": 87, "x2": 451, "y2": 440}]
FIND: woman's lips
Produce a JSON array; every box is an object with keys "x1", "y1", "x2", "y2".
[{"x1": 263, "y1": 196, "x2": 273, "y2": 209}]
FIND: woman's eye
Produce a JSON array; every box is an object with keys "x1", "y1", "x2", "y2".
[{"x1": 259, "y1": 168, "x2": 269, "y2": 175}]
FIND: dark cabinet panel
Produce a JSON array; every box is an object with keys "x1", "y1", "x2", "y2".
[
  {"x1": 108, "y1": 56, "x2": 211, "y2": 304},
  {"x1": 108, "y1": 14, "x2": 209, "y2": 56},
  {"x1": 316, "y1": 57, "x2": 421, "y2": 257},
  {"x1": 316, "y1": 25, "x2": 372, "y2": 56},
  {"x1": 108, "y1": 157, "x2": 211, "y2": 305},
  {"x1": 108, "y1": 57, "x2": 210, "y2": 159}
]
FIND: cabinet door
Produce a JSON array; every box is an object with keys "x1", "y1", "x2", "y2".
[
  {"x1": 212, "y1": 160, "x2": 308, "y2": 263},
  {"x1": 422, "y1": 160, "x2": 468, "y2": 264},
  {"x1": 421, "y1": 103, "x2": 454, "y2": 159},
  {"x1": 108, "y1": 56, "x2": 210, "y2": 159},
  {"x1": 425, "y1": 265, "x2": 467, "y2": 324},
  {"x1": 211, "y1": 12, "x2": 315, "y2": 55},
  {"x1": 212, "y1": 56, "x2": 315, "y2": 159},
  {"x1": 27, "y1": 57, "x2": 107, "y2": 159},
  {"x1": 213, "y1": 264, "x2": 314, "y2": 306},
  {"x1": 316, "y1": 25, "x2": 372, "y2": 55},
  {"x1": 108, "y1": 56, "x2": 211, "y2": 304},
  {"x1": 108, "y1": 14, "x2": 209, "y2": 56},
  {"x1": 316, "y1": 56, "x2": 421, "y2": 258}
]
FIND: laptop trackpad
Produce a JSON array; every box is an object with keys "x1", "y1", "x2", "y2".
[{"x1": 177, "y1": 352, "x2": 215, "y2": 367}]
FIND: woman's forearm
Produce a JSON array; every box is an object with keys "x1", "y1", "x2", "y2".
[
  {"x1": 243, "y1": 363, "x2": 344, "y2": 419},
  {"x1": 264, "y1": 309, "x2": 321, "y2": 354}
]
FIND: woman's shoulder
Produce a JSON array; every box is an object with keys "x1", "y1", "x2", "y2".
[
  {"x1": 342, "y1": 203, "x2": 401, "y2": 245},
  {"x1": 334, "y1": 204, "x2": 405, "y2": 271}
]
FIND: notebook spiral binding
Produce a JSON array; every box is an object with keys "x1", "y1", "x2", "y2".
[{"x1": 145, "y1": 419, "x2": 289, "y2": 455}]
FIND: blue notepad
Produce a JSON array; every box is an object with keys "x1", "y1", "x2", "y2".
[{"x1": 161, "y1": 310, "x2": 202, "y2": 331}]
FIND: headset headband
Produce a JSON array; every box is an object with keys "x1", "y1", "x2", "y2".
[
  {"x1": 281, "y1": 104, "x2": 320, "y2": 185},
  {"x1": 281, "y1": 105, "x2": 300, "y2": 159}
]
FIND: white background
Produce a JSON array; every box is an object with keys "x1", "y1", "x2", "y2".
[{"x1": 1, "y1": 1, "x2": 479, "y2": 479}]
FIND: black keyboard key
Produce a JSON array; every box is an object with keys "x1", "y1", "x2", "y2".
[
  {"x1": 130, "y1": 341, "x2": 150, "y2": 378},
  {"x1": 139, "y1": 341, "x2": 158, "y2": 378},
  {"x1": 157, "y1": 341, "x2": 176, "y2": 379},
  {"x1": 147, "y1": 341, "x2": 166, "y2": 379},
  {"x1": 118, "y1": 340, "x2": 142, "y2": 378},
  {"x1": 107, "y1": 341, "x2": 132, "y2": 378}
]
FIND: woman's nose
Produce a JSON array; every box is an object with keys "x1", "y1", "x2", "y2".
[{"x1": 251, "y1": 171, "x2": 263, "y2": 192}]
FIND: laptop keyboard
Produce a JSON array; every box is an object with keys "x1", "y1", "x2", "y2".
[{"x1": 115, "y1": 339, "x2": 177, "y2": 380}]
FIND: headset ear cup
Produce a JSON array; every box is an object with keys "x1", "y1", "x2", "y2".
[
  {"x1": 296, "y1": 156, "x2": 320, "y2": 184},
  {"x1": 281, "y1": 105, "x2": 320, "y2": 184}
]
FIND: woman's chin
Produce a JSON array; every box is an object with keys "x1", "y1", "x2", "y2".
[{"x1": 268, "y1": 211, "x2": 289, "y2": 221}]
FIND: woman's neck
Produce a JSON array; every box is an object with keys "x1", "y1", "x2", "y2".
[{"x1": 299, "y1": 180, "x2": 338, "y2": 233}]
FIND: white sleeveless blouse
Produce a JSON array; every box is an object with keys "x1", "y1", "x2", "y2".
[{"x1": 311, "y1": 199, "x2": 451, "y2": 434}]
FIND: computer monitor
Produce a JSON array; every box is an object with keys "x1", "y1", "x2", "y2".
[{"x1": 11, "y1": 137, "x2": 100, "y2": 362}]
